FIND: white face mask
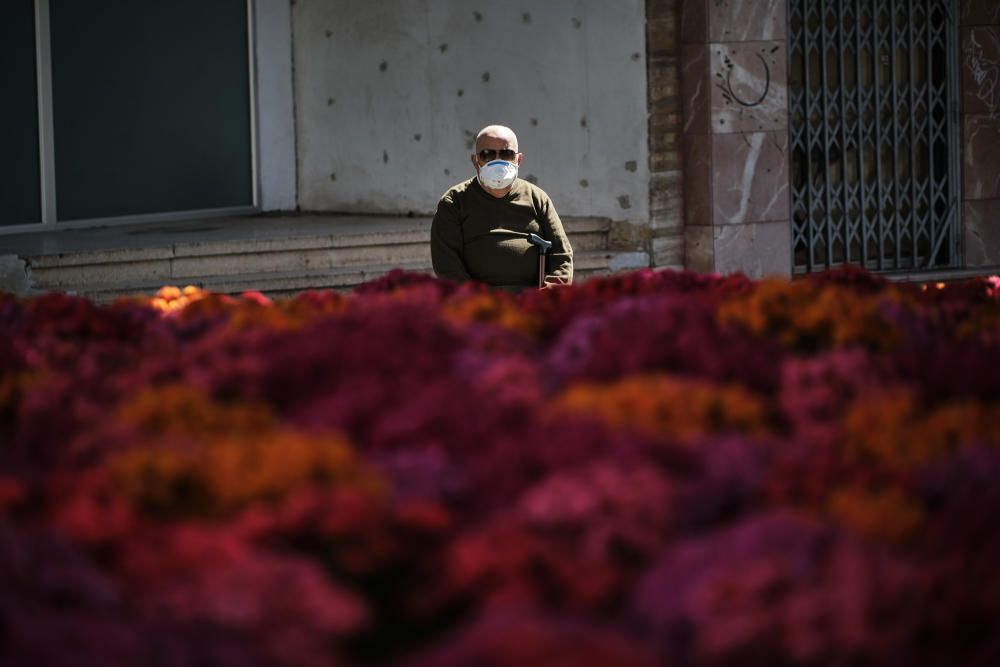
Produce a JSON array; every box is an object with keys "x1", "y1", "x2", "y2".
[{"x1": 478, "y1": 159, "x2": 518, "y2": 190}]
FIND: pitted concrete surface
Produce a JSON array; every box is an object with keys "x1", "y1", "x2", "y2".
[{"x1": 292, "y1": 0, "x2": 650, "y2": 225}]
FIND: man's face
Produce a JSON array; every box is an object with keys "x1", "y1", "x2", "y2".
[{"x1": 471, "y1": 133, "x2": 522, "y2": 174}]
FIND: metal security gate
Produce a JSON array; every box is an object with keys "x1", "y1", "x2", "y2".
[{"x1": 788, "y1": 0, "x2": 961, "y2": 273}]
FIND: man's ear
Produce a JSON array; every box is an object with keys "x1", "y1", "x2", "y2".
[
  {"x1": 470, "y1": 154, "x2": 479, "y2": 171},
  {"x1": 516, "y1": 152, "x2": 524, "y2": 165}
]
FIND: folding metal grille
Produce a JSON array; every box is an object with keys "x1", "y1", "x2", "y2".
[{"x1": 788, "y1": 0, "x2": 960, "y2": 273}]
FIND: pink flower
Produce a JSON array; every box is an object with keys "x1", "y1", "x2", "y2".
[
  {"x1": 404, "y1": 611, "x2": 659, "y2": 667},
  {"x1": 632, "y1": 511, "x2": 925, "y2": 666},
  {"x1": 121, "y1": 524, "x2": 367, "y2": 664}
]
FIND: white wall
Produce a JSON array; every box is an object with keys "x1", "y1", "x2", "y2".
[
  {"x1": 291, "y1": 0, "x2": 649, "y2": 224},
  {"x1": 254, "y1": 0, "x2": 298, "y2": 211}
]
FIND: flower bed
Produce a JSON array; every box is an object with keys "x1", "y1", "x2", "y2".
[{"x1": 1, "y1": 268, "x2": 999, "y2": 666}]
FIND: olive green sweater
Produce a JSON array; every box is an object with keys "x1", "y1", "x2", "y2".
[{"x1": 430, "y1": 177, "x2": 573, "y2": 290}]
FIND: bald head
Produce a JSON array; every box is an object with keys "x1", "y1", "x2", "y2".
[{"x1": 475, "y1": 125, "x2": 518, "y2": 152}]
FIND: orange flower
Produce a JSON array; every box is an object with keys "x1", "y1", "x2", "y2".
[
  {"x1": 225, "y1": 301, "x2": 298, "y2": 331},
  {"x1": 115, "y1": 384, "x2": 276, "y2": 438},
  {"x1": 443, "y1": 291, "x2": 542, "y2": 337},
  {"x1": 717, "y1": 281, "x2": 903, "y2": 352},
  {"x1": 141, "y1": 285, "x2": 207, "y2": 313},
  {"x1": 164, "y1": 292, "x2": 239, "y2": 319},
  {"x1": 223, "y1": 290, "x2": 350, "y2": 332},
  {"x1": 274, "y1": 290, "x2": 349, "y2": 321},
  {"x1": 111, "y1": 429, "x2": 384, "y2": 518},
  {"x1": 844, "y1": 390, "x2": 1000, "y2": 470},
  {"x1": 828, "y1": 487, "x2": 923, "y2": 545},
  {"x1": 920, "y1": 401, "x2": 1000, "y2": 453},
  {"x1": 552, "y1": 374, "x2": 771, "y2": 442},
  {"x1": 955, "y1": 308, "x2": 1000, "y2": 343}
]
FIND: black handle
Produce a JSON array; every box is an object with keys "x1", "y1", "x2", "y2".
[{"x1": 528, "y1": 233, "x2": 552, "y2": 254}]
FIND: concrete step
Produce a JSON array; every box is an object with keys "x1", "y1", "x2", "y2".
[
  {"x1": 18, "y1": 214, "x2": 627, "y2": 298},
  {"x1": 24, "y1": 227, "x2": 430, "y2": 269},
  {"x1": 85, "y1": 261, "x2": 434, "y2": 302},
  {"x1": 80, "y1": 248, "x2": 648, "y2": 302},
  {"x1": 27, "y1": 234, "x2": 432, "y2": 289},
  {"x1": 29, "y1": 242, "x2": 432, "y2": 289},
  {"x1": 566, "y1": 231, "x2": 607, "y2": 252},
  {"x1": 575, "y1": 250, "x2": 650, "y2": 277},
  {"x1": 25, "y1": 216, "x2": 608, "y2": 291},
  {"x1": 26, "y1": 217, "x2": 605, "y2": 266},
  {"x1": 562, "y1": 216, "x2": 609, "y2": 252}
]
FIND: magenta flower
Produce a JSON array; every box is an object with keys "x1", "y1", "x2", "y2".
[{"x1": 632, "y1": 511, "x2": 925, "y2": 666}]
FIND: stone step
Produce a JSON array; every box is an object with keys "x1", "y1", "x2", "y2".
[
  {"x1": 24, "y1": 227, "x2": 430, "y2": 269},
  {"x1": 566, "y1": 230, "x2": 607, "y2": 252},
  {"x1": 563, "y1": 216, "x2": 609, "y2": 250},
  {"x1": 28, "y1": 242, "x2": 432, "y2": 289},
  {"x1": 78, "y1": 248, "x2": 648, "y2": 302},
  {"x1": 25, "y1": 216, "x2": 606, "y2": 266},
  {"x1": 26, "y1": 217, "x2": 610, "y2": 292},
  {"x1": 84, "y1": 262, "x2": 433, "y2": 302},
  {"x1": 29, "y1": 238, "x2": 611, "y2": 290},
  {"x1": 562, "y1": 217, "x2": 609, "y2": 234},
  {"x1": 575, "y1": 250, "x2": 650, "y2": 273},
  {"x1": 25, "y1": 223, "x2": 431, "y2": 288}
]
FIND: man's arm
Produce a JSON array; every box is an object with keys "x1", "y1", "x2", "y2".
[
  {"x1": 430, "y1": 196, "x2": 471, "y2": 282},
  {"x1": 540, "y1": 198, "x2": 573, "y2": 286}
]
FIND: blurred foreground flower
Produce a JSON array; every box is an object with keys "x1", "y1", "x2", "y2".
[{"x1": 1, "y1": 267, "x2": 998, "y2": 666}]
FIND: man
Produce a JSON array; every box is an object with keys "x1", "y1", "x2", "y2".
[{"x1": 430, "y1": 124, "x2": 573, "y2": 291}]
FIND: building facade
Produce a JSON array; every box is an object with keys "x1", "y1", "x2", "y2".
[
  {"x1": 673, "y1": 0, "x2": 1000, "y2": 275},
  {"x1": 2, "y1": 0, "x2": 998, "y2": 287}
]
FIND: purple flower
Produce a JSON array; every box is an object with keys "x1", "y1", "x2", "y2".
[
  {"x1": 403, "y1": 610, "x2": 658, "y2": 667},
  {"x1": 778, "y1": 347, "x2": 894, "y2": 445},
  {"x1": 631, "y1": 510, "x2": 924, "y2": 666},
  {"x1": 544, "y1": 294, "x2": 783, "y2": 394},
  {"x1": 354, "y1": 268, "x2": 456, "y2": 296},
  {"x1": 914, "y1": 447, "x2": 1000, "y2": 660},
  {"x1": 890, "y1": 339, "x2": 1000, "y2": 403}
]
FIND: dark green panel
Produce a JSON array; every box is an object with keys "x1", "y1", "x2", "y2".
[
  {"x1": 51, "y1": 0, "x2": 253, "y2": 221},
  {"x1": 0, "y1": 0, "x2": 42, "y2": 226}
]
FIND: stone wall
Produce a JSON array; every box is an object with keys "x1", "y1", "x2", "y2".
[
  {"x1": 961, "y1": 0, "x2": 1000, "y2": 267},
  {"x1": 291, "y1": 0, "x2": 650, "y2": 236},
  {"x1": 679, "y1": 0, "x2": 792, "y2": 277},
  {"x1": 646, "y1": 0, "x2": 684, "y2": 268}
]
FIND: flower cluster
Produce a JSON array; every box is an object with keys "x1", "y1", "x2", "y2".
[{"x1": 2, "y1": 266, "x2": 999, "y2": 666}]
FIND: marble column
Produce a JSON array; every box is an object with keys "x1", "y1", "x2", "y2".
[
  {"x1": 961, "y1": 1, "x2": 1000, "y2": 267},
  {"x1": 680, "y1": 0, "x2": 791, "y2": 277}
]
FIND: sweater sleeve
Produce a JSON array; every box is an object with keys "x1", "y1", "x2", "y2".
[
  {"x1": 540, "y1": 196, "x2": 574, "y2": 286},
  {"x1": 430, "y1": 194, "x2": 471, "y2": 282}
]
